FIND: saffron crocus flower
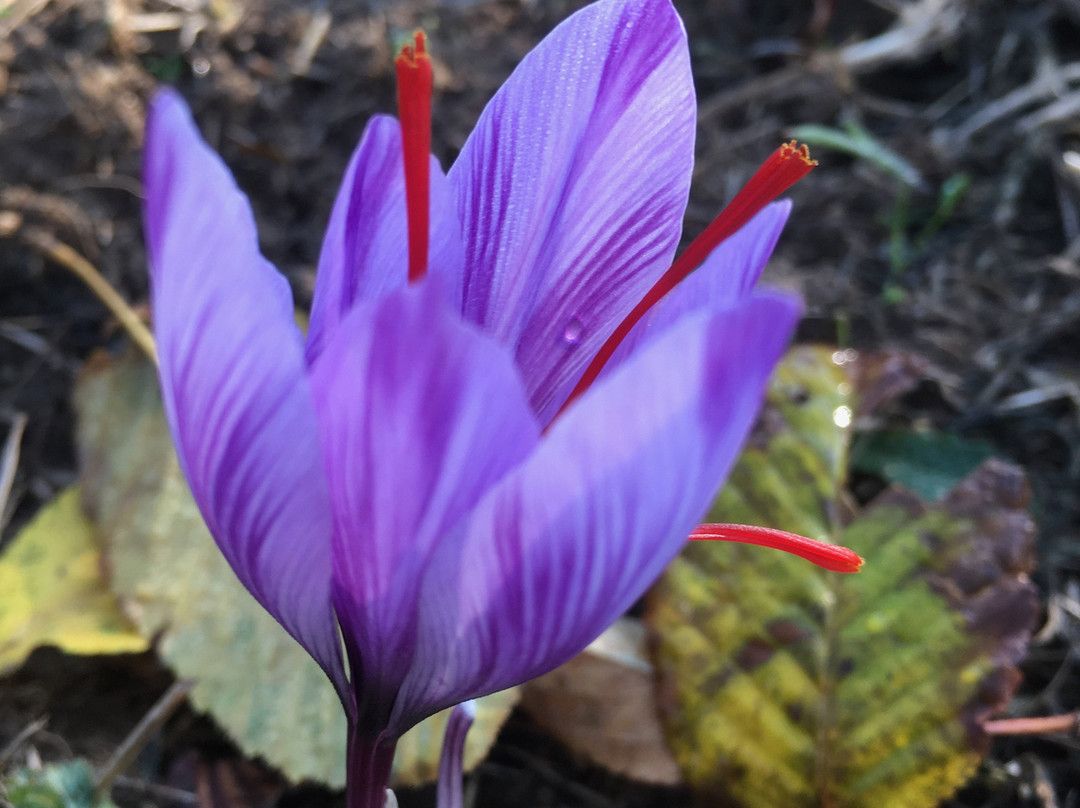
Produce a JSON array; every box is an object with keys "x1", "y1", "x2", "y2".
[{"x1": 142, "y1": 0, "x2": 860, "y2": 806}]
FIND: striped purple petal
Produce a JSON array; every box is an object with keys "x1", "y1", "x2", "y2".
[
  {"x1": 307, "y1": 116, "x2": 465, "y2": 365},
  {"x1": 449, "y1": 0, "x2": 696, "y2": 420},
  {"x1": 143, "y1": 89, "x2": 347, "y2": 699},
  {"x1": 390, "y1": 289, "x2": 800, "y2": 727},
  {"x1": 599, "y1": 200, "x2": 793, "y2": 375},
  {"x1": 307, "y1": 282, "x2": 539, "y2": 732}
]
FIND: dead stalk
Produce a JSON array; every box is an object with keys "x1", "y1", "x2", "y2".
[
  {"x1": 18, "y1": 226, "x2": 157, "y2": 363},
  {"x1": 94, "y1": 679, "x2": 195, "y2": 799},
  {"x1": 983, "y1": 712, "x2": 1080, "y2": 737}
]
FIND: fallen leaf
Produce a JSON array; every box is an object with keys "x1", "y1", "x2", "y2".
[
  {"x1": 647, "y1": 346, "x2": 1038, "y2": 808},
  {"x1": 0, "y1": 488, "x2": 147, "y2": 673},
  {"x1": 520, "y1": 619, "x2": 681, "y2": 785},
  {"x1": 74, "y1": 351, "x2": 516, "y2": 787}
]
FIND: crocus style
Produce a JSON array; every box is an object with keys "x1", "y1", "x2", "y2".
[{"x1": 143, "y1": 0, "x2": 856, "y2": 806}]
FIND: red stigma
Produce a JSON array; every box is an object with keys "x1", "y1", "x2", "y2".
[
  {"x1": 395, "y1": 31, "x2": 433, "y2": 283},
  {"x1": 690, "y1": 523, "x2": 863, "y2": 574},
  {"x1": 555, "y1": 141, "x2": 817, "y2": 419}
]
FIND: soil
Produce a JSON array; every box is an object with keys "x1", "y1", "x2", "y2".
[{"x1": 2, "y1": 0, "x2": 1080, "y2": 806}]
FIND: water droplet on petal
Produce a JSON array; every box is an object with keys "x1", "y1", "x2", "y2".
[{"x1": 562, "y1": 318, "x2": 583, "y2": 346}]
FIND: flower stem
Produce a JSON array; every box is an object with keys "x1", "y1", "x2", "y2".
[{"x1": 345, "y1": 732, "x2": 397, "y2": 808}]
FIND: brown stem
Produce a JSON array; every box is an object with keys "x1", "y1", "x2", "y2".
[
  {"x1": 18, "y1": 225, "x2": 158, "y2": 363},
  {"x1": 983, "y1": 712, "x2": 1080, "y2": 736},
  {"x1": 94, "y1": 679, "x2": 194, "y2": 798},
  {"x1": 0, "y1": 413, "x2": 28, "y2": 531}
]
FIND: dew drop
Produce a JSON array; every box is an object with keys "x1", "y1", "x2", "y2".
[
  {"x1": 832, "y1": 405, "x2": 853, "y2": 428},
  {"x1": 562, "y1": 318, "x2": 583, "y2": 346},
  {"x1": 831, "y1": 348, "x2": 858, "y2": 366}
]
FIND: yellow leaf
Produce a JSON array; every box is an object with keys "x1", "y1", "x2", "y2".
[
  {"x1": 0, "y1": 487, "x2": 147, "y2": 672},
  {"x1": 647, "y1": 346, "x2": 1038, "y2": 808}
]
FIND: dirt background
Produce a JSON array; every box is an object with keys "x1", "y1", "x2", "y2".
[{"x1": 2, "y1": 0, "x2": 1080, "y2": 806}]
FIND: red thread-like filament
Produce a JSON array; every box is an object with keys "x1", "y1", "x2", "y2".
[
  {"x1": 395, "y1": 31, "x2": 433, "y2": 283},
  {"x1": 690, "y1": 523, "x2": 863, "y2": 573},
  {"x1": 556, "y1": 141, "x2": 817, "y2": 418}
]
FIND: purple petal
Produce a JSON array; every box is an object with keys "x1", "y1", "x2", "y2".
[
  {"x1": 143, "y1": 89, "x2": 347, "y2": 699},
  {"x1": 306, "y1": 115, "x2": 465, "y2": 365},
  {"x1": 689, "y1": 201, "x2": 791, "y2": 304},
  {"x1": 537, "y1": 201, "x2": 792, "y2": 421},
  {"x1": 597, "y1": 200, "x2": 792, "y2": 378},
  {"x1": 308, "y1": 282, "x2": 539, "y2": 731},
  {"x1": 449, "y1": 0, "x2": 695, "y2": 419},
  {"x1": 436, "y1": 701, "x2": 475, "y2": 808},
  {"x1": 395, "y1": 290, "x2": 800, "y2": 724}
]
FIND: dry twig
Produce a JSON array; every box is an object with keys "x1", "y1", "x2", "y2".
[
  {"x1": 16, "y1": 226, "x2": 157, "y2": 363},
  {"x1": 0, "y1": 0, "x2": 52, "y2": 39},
  {"x1": 291, "y1": 8, "x2": 333, "y2": 76},
  {"x1": 94, "y1": 679, "x2": 195, "y2": 799},
  {"x1": 0, "y1": 413, "x2": 28, "y2": 532},
  {"x1": 0, "y1": 717, "x2": 48, "y2": 771},
  {"x1": 699, "y1": 0, "x2": 966, "y2": 122},
  {"x1": 938, "y1": 62, "x2": 1080, "y2": 148},
  {"x1": 838, "y1": 0, "x2": 964, "y2": 72},
  {"x1": 984, "y1": 712, "x2": 1080, "y2": 736}
]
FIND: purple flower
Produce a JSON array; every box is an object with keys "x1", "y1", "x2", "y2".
[{"x1": 143, "y1": 0, "x2": 856, "y2": 805}]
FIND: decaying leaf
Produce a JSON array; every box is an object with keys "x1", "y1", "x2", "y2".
[
  {"x1": 647, "y1": 346, "x2": 1038, "y2": 808},
  {"x1": 520, "y1": 619, "x2": 681, "y2": 785},
  {"x1": 74, "y1": 352, "x2": 517, "y2": 787},
  {"x1": 0, "y1": 487, "x2": 147, "y2": 673}
]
